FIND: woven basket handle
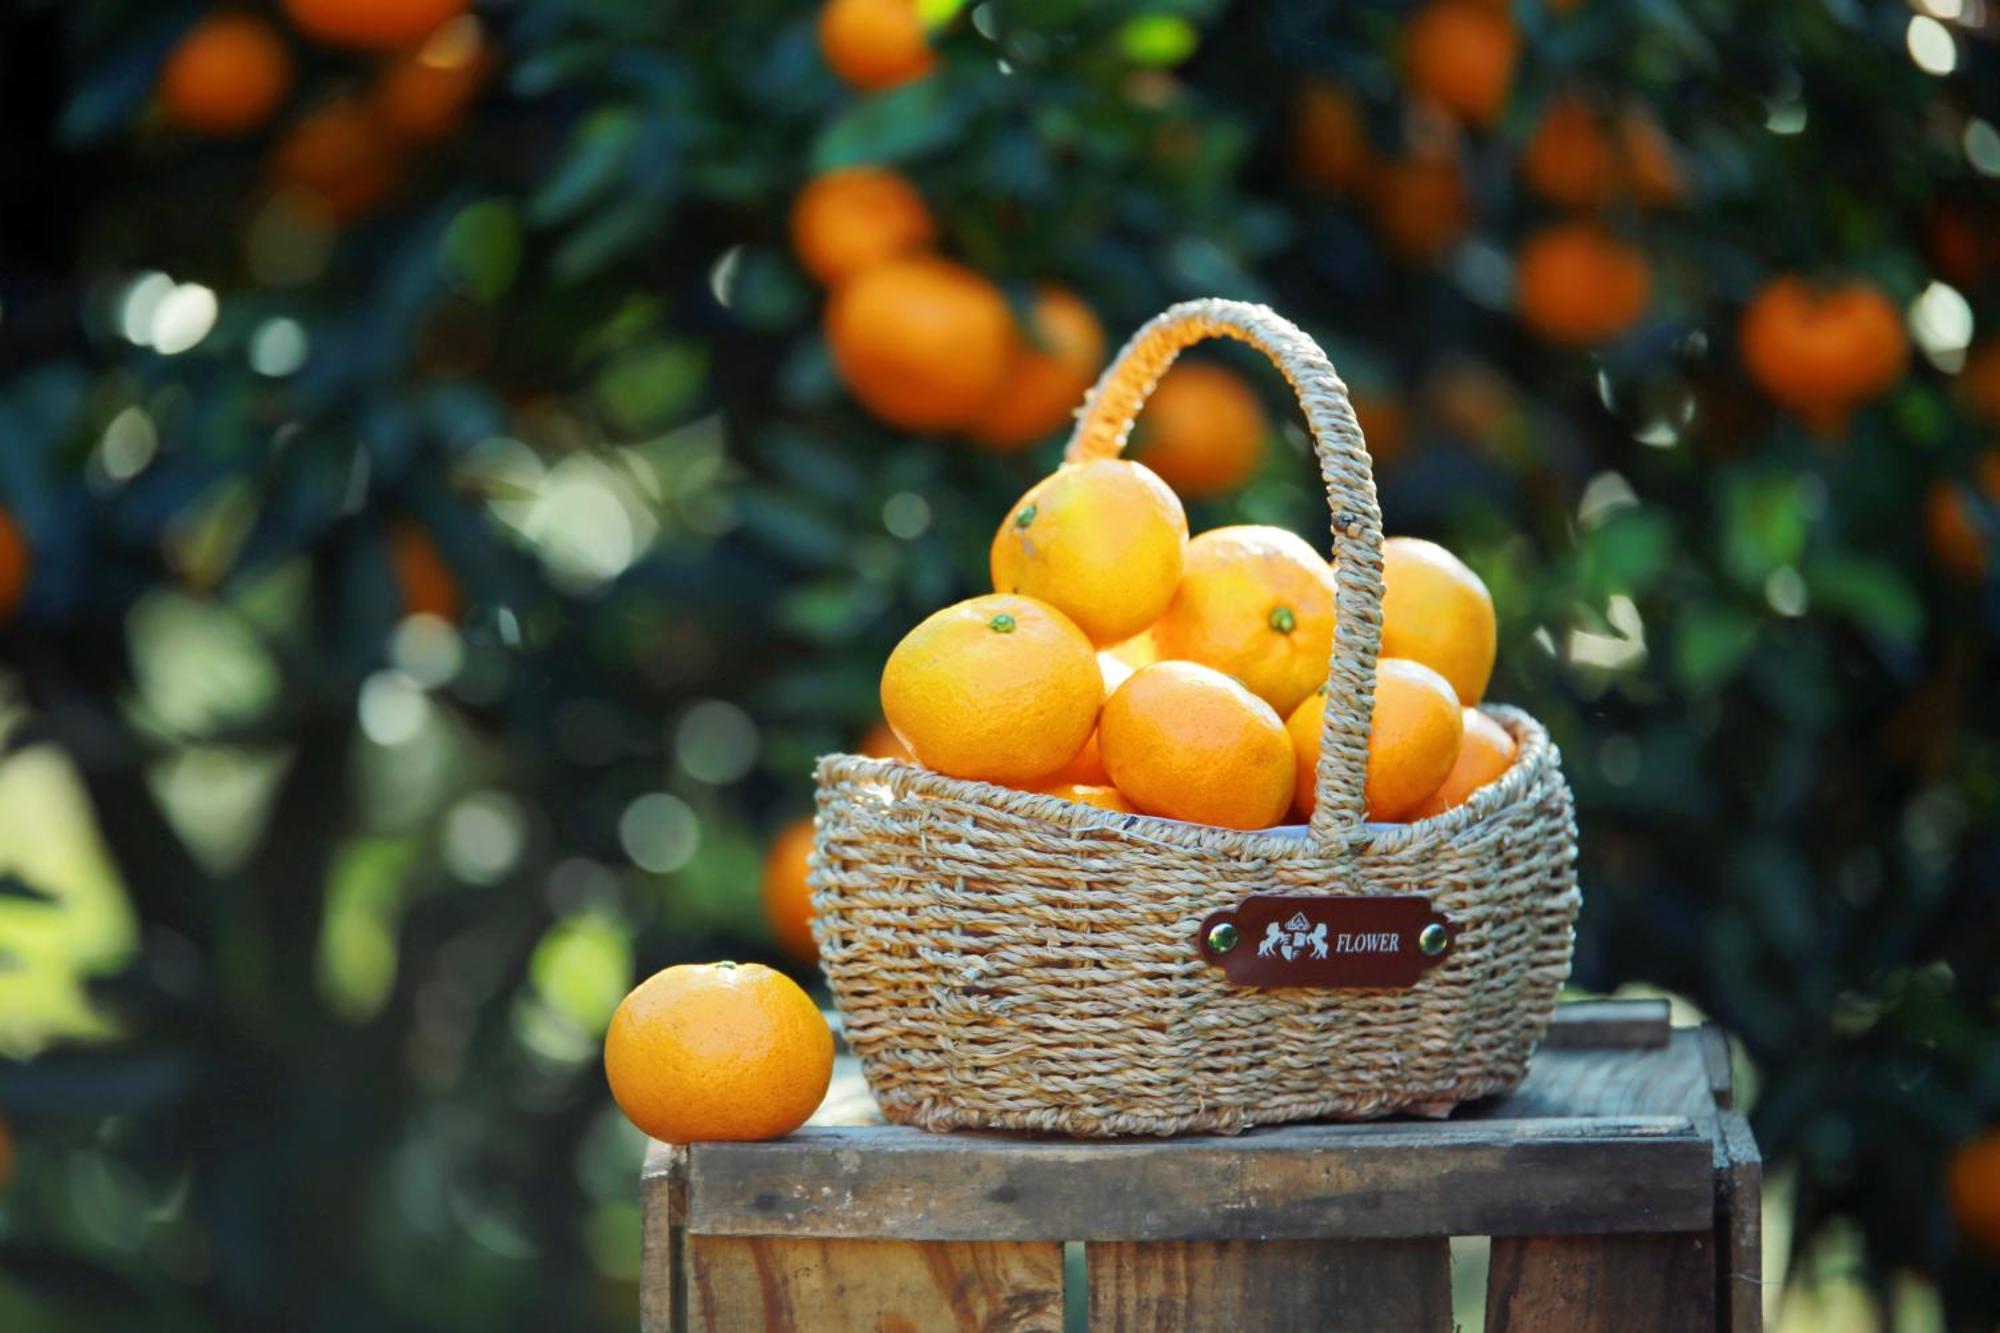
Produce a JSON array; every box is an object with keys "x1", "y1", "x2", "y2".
[{"x1": 1062, "y1": 299, "x2": 1383, "y2": 850}]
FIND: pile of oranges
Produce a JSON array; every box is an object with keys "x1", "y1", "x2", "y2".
[{"x1": 876, "y1": 451, "x2": 1513, "y2": 833}]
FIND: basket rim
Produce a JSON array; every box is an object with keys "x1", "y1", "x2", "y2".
[{"x1": 816, "y1": 702, "x2": 1559, "y2": 862}]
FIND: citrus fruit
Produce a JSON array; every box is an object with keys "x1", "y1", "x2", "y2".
[
  {"x1": 880, "y1": 593, "x2": 1101, "y2": 785},
  {"x1": 0, "y1": 510, "x2": 28, "y2": 622},
  {"x1": 1100, "y1": 662, "x2": 1294, "y2": 830},
  {"x1": 826, "y1": 257, "x2": 1014, "y2": 432},
  {"x1": 160, "y1": 14, "x2": 294, "y2": 135},
  {"x1": 389, "y1": 521, "x2": 459, "y2": 620},
  {"x1": 1037, "y1": 782, "x2": 1134, "y2": 814},
  {"x1": 1408, "y1": 707, "x2": 1517, "y2": 819},
  {"x1": 370, "y1": 16, "x2": 490, "y2": 144},
  {"x1": 1293, "y1": 80, "x2": 1374, "y2": 193},
  {"x1": 989, "y1": 459, "x2": 1188, "y2": 645},
  {"x1": 1926, "y1": 450, "x2": 2000, "y2": 581},
  {"x1": 1130, "y1": 361, "x2": 1269, "y2": 499},
  {"x1": 790, "y1": 167, "x2": 936, "y2": 288},
  {"x1": 1379, "y1": 536, "x2": 1496, "y2": 704},
  {"x1": 1620, "y1": 105, "x2": 1683, "y2": 209},
  {"x1": 1351, "y1": 391, "x2": 1409, "y2": 472},
  {"x1": 270, "y1": 96, "x2": 401, "y2": 222},
  {"x1": 1286, "y1": 659, "x2": 1464, "y2": 822},
  {"x1": 968, "y1": 286, "x2": 1106, "y2": 450},
  {"x1": 858, "y1": 720, "x2": 913, "y2": 762},
  {"x1": 1152, "y1": 525, "x2": 1339, "y2": 717},
  {"x1": 604, "y1": 961, "x2": 833, "y2": 1143},
  {"x1": 1949, "y1": 1131, "x2": 2000, "y2": 1255},
  {"x1": 1521, "y1": 94, "x2": 1616, "y2": 211},
  {"x1": 1516, "y1": 223, "x2": 1651, "y2": 346},
  {"x1": 762, "y1": 817, "x2": 818, "y2": 963},
  {"x1": 1739, "y1": 276, "x2": 1908, "y2": 435},
  {"x1": 1403, "y1": 0, "x2": 1518, "y2": 129},
  {"x1": 1369, "y1": 147, "x2": 1472, "y2": 263},
  {"x1": 283, "y1": 0, "x2": 467, "y2": 50},
  {"x1": 819, "y1": 0, "x2": 934, "y2": 92},
  {"x1": 1046, "y1": 653, "x2": 1135, "y2": 786}
]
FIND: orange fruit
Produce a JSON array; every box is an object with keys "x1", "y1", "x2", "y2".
[
  {"x1": 370, "y1": 16, "x2": 491, "y2": 144},
  {"x1": 819, "y1": 0, "x2": 935, "y2": 92},
  {"x1": 1739, "y1": 276, "x2": 1909, "y2": 436},
  {"x1": 1037, "y1": 782, "x2": 1134, "y2": 814},
  {"x1": 1351, "y1": 391, "x2": 1409, "y2": 471},
  {"x1": 858, "y1": 720, "x2": 913, "y2": 762},
  {"x1": 762, "y1": 817, "x2": 819, "y2": 963},
  {"x1": 1047, "y1": 653, "x2": 1135, "y2": 786},
  {"x1": 1408, "y1": 707, "x2": 1517, "y2": 819},
  {"x1": 1403, "y1": 1, "x2": 1518, "y2": 130},
  {"x1": 1130, "y1": 361, "x2": 1269, "y2": 499},
  {"x1": 1293, "y1": 80, "x2": 1374, "y2": 193},
  {"x1": 160, "y1": 14, "x2": 293, "y2": 135},
  {"x1": 283, "y1": 0, "x2": 467, "y2": 50},
  {"x1": 0, "y1": 509, "x2": 28, "y2": 622},
  {"x1": 604, "y1": 961, "x2": 833, "y2": 1143},
  {"x1": 790, "y1": 167, "x2": 936, "y2": 288},
  {"x1": 1957, "y1": 340, "x2": 2000, "y2": 428},
  {"x1": 989, "y1": 459, "x2": 1188, "y2": 645},
  {"x1": 1950, "y1": 1131, "x2": 2000, "y2": 1255},
  {"x1": 1152, "y1": 525, "x2": 1339, "y2": 717},
  {"x1": 1100, "y1": 662, "x2": 1294, "y2": 830},
  {"x1": 270, "y1": 96, "x2": 401, "y2": 222},
  {"x1": 827, "y1": 257, "x2": 1015, "y2": 432},
  {"x1": 1926, "y1": 450, "x2": 2000, "y2": 581},
  {"x1": 389, "y1": 522, "x2": 459, "y2": 620},
  {"x1": 1521, "y1": 94, "x2": 1616, "y2": 211},
  {"x1": 1516, "y1": 223, "x2": 1651, "y2": 346},
  {"x1": 880, "y1": 593, "x2": 1101, "y2": 785},
  {"x1": 1369, "y1": 148, "x2": 1472, "y2": 263},
  {"x1": 968, "y1": 286, "x2": 1106, "y2": 451},
  {"x1": 1379, "y1": 536, "x2": 1496, "y2": 705},
  {"x1": 1620, "y1": 105, "x2": 1684, "y2": 209},
  {"x1": 1287, "y1": 659, "x2": 1464, "y2": 822}
]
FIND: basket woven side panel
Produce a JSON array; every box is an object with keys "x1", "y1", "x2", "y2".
[{"x1": 810, "y1": 710, "x2": 1579, "y2": 1137}]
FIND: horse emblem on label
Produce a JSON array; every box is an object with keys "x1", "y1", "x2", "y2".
[{"x1": 1256, "y1": 910, "x2": 1329, "y2": 961}]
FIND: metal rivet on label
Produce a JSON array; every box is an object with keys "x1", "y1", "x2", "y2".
[
  {"x1": 1207, "y1": 922, "x2": 1239, "y2": 954},
  {"x1": 1418, "y1": 923, "x2": 1448, "y2": 957}
]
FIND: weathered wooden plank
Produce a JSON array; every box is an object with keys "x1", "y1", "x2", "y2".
[
  {"x1": 1539, "y1": 998, "x2": 1673, "y2": 1049},
  {"x1": 641, "y1": 1142, "x2": 685, "y2": 1333},
  {"x1": 1086, "y1": 1238, "x2": 1450, "y2": 1332},
  {"x1": 1471, "y1": 1030, "x2": 1716, "y2": 1124},
  {"x1": 682, "y1": 1115, "x2": 1715, "y2": 1242},
  {"x1": 1484, "y1": 1232, "x2": 1715, "y2": 1333},
  {"x1": 1714, "y1": 1111, "x2": 1763, "y2": 1333},
  {"x1": 684, "y1": 1236, "x2": 1063, "y2": 1333},
  {"x1": 1698, "y1": 1025, "x2": 1735, "y2": 1109}
]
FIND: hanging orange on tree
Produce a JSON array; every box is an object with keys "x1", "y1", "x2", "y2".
[
  {"x1": 790, "y1": 167, "x2": 936, "y2": 288},
  {"x1": 283, "y1": 0, "x2": 468, "y2": 51},
  {"x1": 818, "y1": 0, "x2": 935, "y2": 93},
  {"x1": 968, "y1": 287, "x2": 1107, "y2": 450},
  {"x1": 826, "y1": 257, "x2": 1015, "y2": 431},
  {"x1": 159, "y1": 13, "x2": 294, "y2": 136},
  {"x1": 1515, "y1": 223, "x2": 1652, "y2": 347},
  {"x1": 1130, "y1": 361, "x2": 1269, "y2": 498}
]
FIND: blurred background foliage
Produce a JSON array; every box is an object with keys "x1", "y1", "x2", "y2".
[{"x1": 0, "y1": 0, "x2": 1998, "y2": 1328}]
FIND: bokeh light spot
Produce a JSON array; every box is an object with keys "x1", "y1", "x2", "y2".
[
  {"x1": 444, "y1": 791, "x2": 527, "y2": 885},
  {"x1": 618, "y1": 793, "x2": 700, "y2": 873},
  {"x1": 1907, "y1": 15, "x2": 1957, "y2": 74},
  {"x1": 248, "y1": 317, "x2": 309, "y2": 376}
]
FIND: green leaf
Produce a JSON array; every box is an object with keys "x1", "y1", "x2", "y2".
[
  {"x1": 1720, "y1": 471, "x2": 1809, "y2": 587},
  {"x1": 594, "y1": 341, "x2": 709, "y2": 433},
  {"x1": 1118, "y1": 14, "x2": 1200, "y2": 67},
  {"x1": 529, "y1": 108, "x2": 641, "y2": 229},
  {"x1": 1674, "y1": 602, "x2": 1759, "y2": 690},
  {"x1": 811, "y1": 80, "x2": 964, "y2": 170},
  {"x1": 441, "y1": 200, "x2": 524, "y2": 302},
  {"x1": 1804, "y1": 555, "x2": 1923, "y2": 645}
]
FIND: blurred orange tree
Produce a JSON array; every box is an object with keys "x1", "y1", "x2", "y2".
[{"x1": 1, "y1": 0, "x2": 1998, "y2": 1327}]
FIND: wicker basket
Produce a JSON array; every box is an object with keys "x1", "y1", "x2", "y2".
[{"x1": 810, "y1": 299, "x2": 1579, "y2": 1137}]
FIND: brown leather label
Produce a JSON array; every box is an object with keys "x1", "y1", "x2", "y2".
[{"x1": 1196, "y1": 894, "x2": 1454, "y2": 989}]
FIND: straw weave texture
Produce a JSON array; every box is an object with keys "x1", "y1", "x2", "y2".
[{"x1": 810, "y1": 300, "x2": 1580, "y2": 1136}]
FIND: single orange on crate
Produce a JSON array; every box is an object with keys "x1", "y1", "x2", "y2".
[
  {"x1": 1100, "y1": 661, "x2": 1294, "y2": 830},
  {"x1": 1409, "y1": 707, "x2": 1517, "y2": 819},
  {"x1": 818, "y1": 0, "x2": 935, "y2": 92},
  {"x1": 1152, "y1": 525, "x2": 1338, "y2": 717},
  {"x1": 1948, "y1": 1130, "x2": 2000, "y2": 1255},
  {"x1": 881, "y1": 593, "x2": 1101, "y2": 785},
  {"x1": 761, "y1": 817, "x2": 819, "y2": 963},
  {"x1": 1130, "y1": 361, "x2": 1268, "y2": 499},
  {"x1": 790, "y1": 167, "x2": 935, "y2": 288},
  {"x1": 1380, "y1": 536, "x2": 1495, "y2": 705},
  {"x1": 827, "y1": 257, "x2": 1014, "y2": 432},
  {"x1": 1515, "y1": 223, "x2": 1651, "y2": 347},
  {"x1": 283, "y1": 0, "x2": 467, "y2": 50},
  {"x1": 1288, "y1": 659, "x2": 1463, "y2": 823},
  {"x1": 968, "y1": 286, "x2": 1106, "y2": 451},
  {"x1": 159, "y1": 13, "x2": 294, "y2": 136},
  {"x1": 990, "y1": 459, "x2": 1188, "y2": 646},
  {"x1": 605, "y1": 962, "x2": 833, "y2": 1144}
]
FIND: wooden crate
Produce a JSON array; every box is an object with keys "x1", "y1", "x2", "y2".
[{"x1": 640, "y1": 999, "x2": 1761, "y2": 1332}]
